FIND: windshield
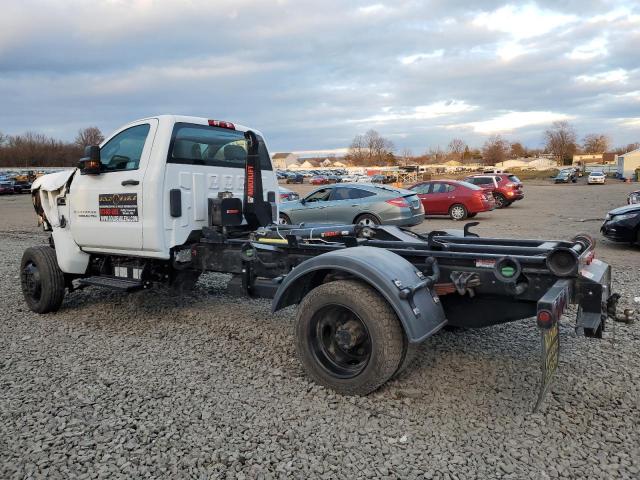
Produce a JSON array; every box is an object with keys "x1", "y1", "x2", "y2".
[
  {"x1": 591, "y1": 172, "x2": 604, "y2": 176},
  {"x1": 168, "y1": 123, "x2": 272, "y2": 170}
]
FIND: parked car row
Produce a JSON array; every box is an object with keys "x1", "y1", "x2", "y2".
[
  {"x1": 0, "y1": 178, "x2": 32, "y2": 194},
  {"x1": 553, "y1": 167, "x2": 611, "y2": 185},
  {"x1": 278, "y1": 169, "x2": 400, "y2": 185},
  {"x1": 278, "y1": 173, "x2": 524, "y2": 224}
]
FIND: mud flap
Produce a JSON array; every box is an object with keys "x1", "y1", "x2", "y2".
[
  {"x1": 534, "y1": 279, "x2": 569, "y2": 411},
  {"x1": 534, "y1": 321, "x2": 560, "y2": 412}
]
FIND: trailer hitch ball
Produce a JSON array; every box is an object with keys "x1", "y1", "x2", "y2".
[{"x1": 335, "y1": 320, "x2": 365, "y2": 350}]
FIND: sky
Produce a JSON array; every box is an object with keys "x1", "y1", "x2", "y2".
[{"x1": 0, "y1": 0, "x2": 639, "y2": 156}]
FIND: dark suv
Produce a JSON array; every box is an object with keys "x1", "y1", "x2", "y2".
[{"x1": 464, "y1": 173, "x2": 524, "y2": 208}]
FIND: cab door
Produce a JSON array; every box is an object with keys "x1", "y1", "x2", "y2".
[{"x1": 69, "y1": 120, "x2": 157, "y2": 252}]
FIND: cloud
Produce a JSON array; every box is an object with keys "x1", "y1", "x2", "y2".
[
  {"x1": 567, "y1": 37, "x2": 609, "y2": 60},
  {"x1": 0, "y1": 0, "x2": 639, "y2": 153},
  {"x1": 576, "y1": 69, "x2": 629, "y2": 85},
  {"x1": 455, "y1": 111, "x2": 572, "y2": 134},
  {"x1": 472, "y1": 4, "x2": 577, "y2": 40},
  {"x1": 400, "y1": 50, "x2": 444, "y2": 65},
  {"x1": 354, "y1": 101, "x2": 477, "y2": 124}
]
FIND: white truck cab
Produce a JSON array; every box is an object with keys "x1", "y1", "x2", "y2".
[{"x1": 32, "y1": 115, "x2": 279, "y2": 274}]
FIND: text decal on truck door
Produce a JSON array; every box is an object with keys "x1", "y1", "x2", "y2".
[{"x1": 99, "y1": 193, "x2": 139, "y2": 222}]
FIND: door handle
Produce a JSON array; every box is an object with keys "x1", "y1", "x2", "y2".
[{"x1": 121, "y1": 179, "x2": 139, "y2": 186}]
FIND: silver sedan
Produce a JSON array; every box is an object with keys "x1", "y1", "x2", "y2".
[{"x1": 279, "y1": 183, "x2": 424, "y2": 227}]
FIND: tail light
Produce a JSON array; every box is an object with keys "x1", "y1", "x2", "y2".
[
  {"x1": 208, "y1": 119, "x2": 236, "y2": 129},
  {"x1": 386, "y1": 197, "x2": 409, "y2": 207},
  {"x1": 537, "y1": 310, "x2": 553, "y2": 329}
]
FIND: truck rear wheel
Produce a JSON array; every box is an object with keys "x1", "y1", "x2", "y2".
[
  {"x1": 295, "y1": 279, "x2": 405, "y2": 395},
  {"x1": 20, "y1": 246, "x2": 66, "y2": 313}
]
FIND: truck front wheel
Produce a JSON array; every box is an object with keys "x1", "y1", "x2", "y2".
[
  {"x1": 20, "y1": 246, "x2": 66, "y2": 313},
  {"x1": 295, "y1": 279, "x2": 405, "y2": 395}
]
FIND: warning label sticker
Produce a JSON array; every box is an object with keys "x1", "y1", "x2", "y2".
[{"x1": 99, "y1": 193, "x2": 138, "y2": 222}]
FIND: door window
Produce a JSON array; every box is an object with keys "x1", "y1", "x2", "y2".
[
  {"x1": 331, "y1": 187, "x2": 375, "y2": 200},
  {"x1": 411, "y1": 183, "x2": 431, "y2": 194},
  {"x1": 305, "y1": 188, "x2": 332, "y2": 202},
  {"x1": 471, "y1": 177, "x2": 493, "y2": 186},
  {"x1": 431, "y1": 183, "x2": 449, "y2": 193},
  {"x1": 99, "y1": 124, "x2": 151, "y2": 172}
]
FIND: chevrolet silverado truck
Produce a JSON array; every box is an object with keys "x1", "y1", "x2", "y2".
[{"x1": 22, "y1": 115, "x2": 618, "y2": 409}]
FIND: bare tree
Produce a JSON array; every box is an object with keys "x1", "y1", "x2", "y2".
[
  {"x1": 346, "y1": 134, "x2": 367, "y2": 165},
  {"x1": 347, "y1": 130, "x2": 395, "y2": 165},
  {"x1": 364, "y1": 129, "x2": 395, "y2": 165},
  {"x1": 544, "y1": 121, "x2": 577, "y2": 165},
  {"x1": 482, "y1": 135, "x2": 508, "y2": 165},
  {"x1": 75, "y1": 127, "x2": 105, "y2": 148},
  {"x1": 582, "y1": 133, "x2": 610, "y2": 154},
  {"x1": 510, "y1": 141, "x2": 526, "y2": 158},
  {"x1": 400, "y1": 148, "x2": 413, "y2": 166},
  {"x1": 0, "y1": 131, "x2": 6, "y2": 146},
  {"x1": 447, "y1": 138, "x2": 466, "y2": 161},
  {"x1": 426, "y1": 146, "x2": 445, "y2": 164},
  {"x1": 0, "y1": 131, "x2": 83, "y2": 168}
]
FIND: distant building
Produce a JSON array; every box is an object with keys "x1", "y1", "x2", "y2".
[
  {"x1": 617, "y1": 149, "x2": 640, "y2": 179},
  {"x1": 271, "y1": 153, "x2": 299, "y2": 169},
  {"x1": 573, "y1": 153, "x2": 603, "y2": 164}
]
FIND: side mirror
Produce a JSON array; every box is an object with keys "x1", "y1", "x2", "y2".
[
  {"x1": 78, "y1": 145, "x2": 101, "y2": 175},
  {"x1": 300, "y1": 198, "x2": 306, "y2": 205}
]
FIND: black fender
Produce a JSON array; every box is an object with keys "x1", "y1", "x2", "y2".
[{"x1": 271, "y1": 246, "x2": 447, "y2": 343}]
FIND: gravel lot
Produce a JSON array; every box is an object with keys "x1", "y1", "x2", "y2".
[{"x1": 1, "y1": 182, "x2": 639, "y2": 479}]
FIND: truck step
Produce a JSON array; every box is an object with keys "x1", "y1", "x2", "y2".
[{"x1": 78, "y1": 276, "x2": 144, "y2": 292}]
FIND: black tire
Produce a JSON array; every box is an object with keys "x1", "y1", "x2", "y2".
[
  {"x1": 279, "y1": 213, "x2": 292, "y2": 225},
  {"x1": 394, "y1": 342, "x2": 420, "y2": 377},
  {"x1": 20, "y1": 246, "x2": 65, "y2": 313},
  {"x1": 494, "y1": 194, "x2": 508, "y2": 208},
  {"x1": 449, "y1": 203, "x2": 468, "y2": 221},
  {"x1": 295, "y1": 279, "x2": 405, "y2": 395},
  {"x1": 467, "y1": 212, "x2": 477, "y2": 218},
  {"x1": 355, "y1": 213, "x2": 380, "y2": 227},
  {"x1": 503, "y1": 201, "x2": 513, "y2": 207}
]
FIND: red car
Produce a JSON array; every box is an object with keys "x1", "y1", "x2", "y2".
[
  {"x1": 464, "y1": 173, "x2": 524, "y2": 208},
  {"x1": 310, "y1": 175, "x2": 329, "y2": 185},
  {"x1": 408, "y1": 180, "x2": 496, "y2": 220}
]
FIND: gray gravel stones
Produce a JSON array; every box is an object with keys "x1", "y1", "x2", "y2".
[{"x1": 2, "y1": 188, "x2": 640, "y2": 479}]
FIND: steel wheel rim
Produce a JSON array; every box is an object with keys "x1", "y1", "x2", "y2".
[
  {"x1": 451, "y1": 206, "x2": 465, "y2": 219},
  {"x1": 309, "y1": 304, "x2": 371, "y2": 379},
  {"x1": 22, "y1": 261, "x2": 42, "y2": 301},
  {"x1": 279, "y1": 215, "x2": 290, "y2": 225}
]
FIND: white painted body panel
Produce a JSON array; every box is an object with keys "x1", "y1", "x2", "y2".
[{"x1": 32, "y1": 115, "x2": 278, "y2": 271}]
